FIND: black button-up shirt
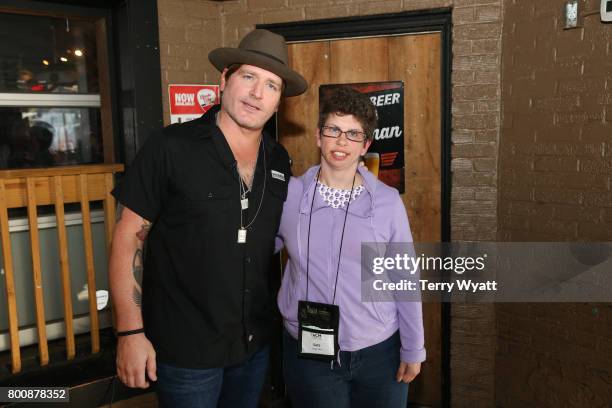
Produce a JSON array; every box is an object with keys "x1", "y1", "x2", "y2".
[{"x1": 112, "y1": 105, "x2": 290, "y2": 368}]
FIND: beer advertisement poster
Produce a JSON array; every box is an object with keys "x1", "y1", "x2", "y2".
[
  {"x1": 319, "y1": 82, "x2": 405, "y2": 193},
  {"x1": 169, "y1": 84, "x2": 220, "y2": 124}
]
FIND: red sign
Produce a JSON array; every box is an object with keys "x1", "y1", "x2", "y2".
[{"x1": 168, "y1": 84, "x2": 220, "y2": 123}]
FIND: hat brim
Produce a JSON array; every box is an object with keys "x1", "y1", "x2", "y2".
[{"x1": 209, "y1": 48, "x2": 308, "y2": 97}]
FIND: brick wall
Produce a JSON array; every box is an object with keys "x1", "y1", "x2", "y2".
[
  {"x1": 498, "y1": 0, "x2": 612, "y2": 405},
  {"x1": 499, "y1": 0, "x2": 611, "y2": 243},
  {"x1": 450, "y1": 1, "x2": 501, "y2": 406},
  {"x1": 156, "y1": 0, "x2": 502, "y2": 405}
]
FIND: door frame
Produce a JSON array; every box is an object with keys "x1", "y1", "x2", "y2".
[{"x1": 260, "y1": 9, "x2": 452, "y2": 407}]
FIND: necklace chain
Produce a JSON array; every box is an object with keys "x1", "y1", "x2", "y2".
[{"x1": 239, "y1": 138, "x2": 266, "y2": 230}]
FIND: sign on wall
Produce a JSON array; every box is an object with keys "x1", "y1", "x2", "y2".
[
  {"x1": 320, "y1": 82, "x2": 405, "y2": 192},
  {"x1": 168, "y1": 84, "x2": 220, "y2": 124}
]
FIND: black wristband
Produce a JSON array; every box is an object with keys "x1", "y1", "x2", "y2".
[{"x1": 116, "y1": 328, "x2": 145, "y2": 337}]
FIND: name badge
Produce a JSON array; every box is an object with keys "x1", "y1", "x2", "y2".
[
  {"x1": 271, "y1": 170, "x2": 285, "y2": 181},
  {"x1": 300, "y1": 326, "x2": 335, "y2": 356},
  {"x1": 297, "y1": 300, "x2": 340, "y2": 361}
]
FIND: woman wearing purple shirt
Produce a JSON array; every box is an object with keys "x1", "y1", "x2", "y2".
[{"x1": 276, "y1": 86, "x2": 426, "y2": 408}]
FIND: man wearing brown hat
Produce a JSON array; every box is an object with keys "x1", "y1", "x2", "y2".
[{"x1": 108, "y1": 29, "x2": 307, "y2": 407}]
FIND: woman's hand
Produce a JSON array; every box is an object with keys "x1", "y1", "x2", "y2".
[{"x1": 396, "y1": 361, "x2": 421, "y2": 383}]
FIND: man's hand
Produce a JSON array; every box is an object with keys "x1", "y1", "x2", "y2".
[
  {"x1": 396, "y1": 361, "x2": 421, "y2": 383},
  {"x1": 116, "y1": 334, "x2": 157, "y2": 388}
]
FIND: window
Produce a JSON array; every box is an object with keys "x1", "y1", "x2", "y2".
[{"x1": 0, "y1": 12, "x2": 109, "y2": 169}]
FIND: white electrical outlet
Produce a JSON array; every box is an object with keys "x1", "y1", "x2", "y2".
[
  {"x1": 565, "y1": 0, "x2": 579, "y2": 28},
  {"x1": 602, "y1": 0, "x2": 612, "y2": 21}
]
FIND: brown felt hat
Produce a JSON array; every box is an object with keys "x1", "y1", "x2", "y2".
[{"x1": 208, "y1": 29, "x2": 308, "y2": 97}]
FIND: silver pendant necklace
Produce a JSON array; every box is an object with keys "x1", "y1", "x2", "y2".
[
  {"x1": 237, "y1": 138, "x2": 266, "y2": 244},
  {"x1": 240, "y1": 178, "x2": 250, "y2": 210}
]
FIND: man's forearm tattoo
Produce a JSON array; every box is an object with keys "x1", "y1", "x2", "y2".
[
  {"x1": 132, "y1": 287, "x2": 142, "y2": 307},
  {"x1": 132, "y1": 248, "x2": 143, "y2": 307},
  {"x1": 136, "y1": 220, "x2": 151, "y2": 242},
  {"x1": 130, "y1": 218, "x2": 149, "y2": 307}
]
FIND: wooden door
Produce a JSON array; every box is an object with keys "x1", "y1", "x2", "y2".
[{"x1": 278, "y1": 33, "x2": 442, "y2": 407}]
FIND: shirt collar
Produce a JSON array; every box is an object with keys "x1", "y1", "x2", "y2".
[
  {"x1": 198, "y1": 104, "x2": 277, "y2": 171},
  {"x1": 299, "y1": 164, "x2": 376, "y2": 217}
]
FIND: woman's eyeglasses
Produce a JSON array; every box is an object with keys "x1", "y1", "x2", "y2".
[{"x1": 320, "y1": 126, "x2": 367, "y2": 142}]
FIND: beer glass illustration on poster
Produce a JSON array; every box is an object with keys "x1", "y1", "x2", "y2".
[{"x1": 319, "y1": 82, "x2": 405, "y2": 193}]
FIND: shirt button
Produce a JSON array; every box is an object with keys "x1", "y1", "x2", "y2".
[{"x1": 248, "y1": 334, "x2": 254, "y2": 342}]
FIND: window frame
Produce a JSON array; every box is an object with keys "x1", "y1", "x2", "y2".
[{"x1": 0, "y1": 3, "x2": 116, "y2": 165}]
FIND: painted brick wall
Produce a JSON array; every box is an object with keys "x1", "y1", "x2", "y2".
[
  {"x1": 499, "y1": 0, "x2": 611, "y2": 243},
  {"x1": 449, "y1": 3, "x2": 501, "y2": 404},
  {"x1": 498, "y1": 0, "x2": 612, "y2": 405},
  {"x1": 156, "y1": 0, "x2": 502, "y2": 405}
]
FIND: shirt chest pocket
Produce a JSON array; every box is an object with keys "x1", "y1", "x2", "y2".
[
  {"x1": 267, "y1": 178, "x2": 288, "y2": 202},
  {"x1": 162, "y1": 185, "x2": 233, "y2": 228},
  {"x1": 261, "y1": 178, "x2": 288, "y2": 228},
  {"x1": 196, "y1": 185, "x2": 234, "y2": 201},
  {"x1": 182, "y1": 185, "x2": 234, "y2": 217}
]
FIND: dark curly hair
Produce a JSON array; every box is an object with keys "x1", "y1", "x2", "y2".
[{"x1": 318, "y1": 86, "x2": 378, "y2": 142}]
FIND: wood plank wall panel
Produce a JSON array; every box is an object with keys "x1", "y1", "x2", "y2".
[
  {"x1": 389, "y1": 33, "x2": 442, "y2": 241},
  {"x1": 103, "y1": 173, "x2": 116, "y2": 254},
  {"x1": 0, "y1": 180, "x2": 21, "y2": 373},
  {"x1": 53, "y1": 176, "x2": 76, "y2": 359},
  {"x1": 3, "y1": 175, "x2": 107, "y2": 208},
  {"x1": 278, "y1": 34, "x2": 443, "y2": 407},
  {"x1": 389, "y1": 33, "x2": 442, "y2": 407},
  {"x1": 279, "y1": 41, "x2": 331, "y2": 177},
  {"x1": 0, "y1": 164, "x2": 123, "y2": 372},
  {"x1": 330, "y1": 37, "x2": 389, "y2": 84},
  {"x1": 79, "y1": 175, "x2": 100, "y2": 353},
  {"x1": 0, "y1": 165, "x2": 124, "y2": 208},
  {"x1": 0, "y1": 164, "x2": 124, "y2": 179},
  {"x1": 25, "y1": 178, "x2": 49, "y2": 366},
  {"x1": 280, "y1": 35, "x2": 441, "y2": 242}
]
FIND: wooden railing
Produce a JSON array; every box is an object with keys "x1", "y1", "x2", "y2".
[{"x1": 0, "y1": 164, "x2": 123, "y2": 373}]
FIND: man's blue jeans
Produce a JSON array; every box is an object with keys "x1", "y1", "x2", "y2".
[
  {"x1": 155, "y1": 346, "x2": 269, "y2": 408},
  {"x1": 283, "y1": 330, "x2": 409, "y2": 408}
]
